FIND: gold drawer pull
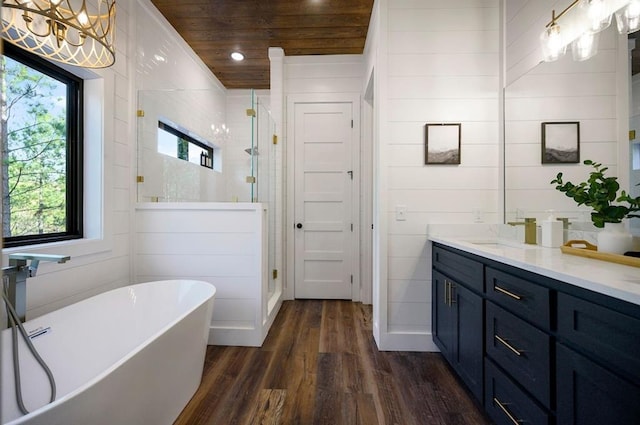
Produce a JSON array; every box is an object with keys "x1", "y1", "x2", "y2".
[
  {"x1": 494, "y1": 397, "x2": 522, "y2": 425},
  {"x1": 494, "y1": 285, "x2": 522, "y2": 300},
  {"x1": 495, "y1": 334, "x2": 522, "y2": 356}
]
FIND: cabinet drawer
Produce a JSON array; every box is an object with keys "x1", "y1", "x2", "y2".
[
  {"x1": 556, "y1": 343, "x2": 640, "y2": 425},
  {"x1": 485, "y1": 302, "x2": 551, "y2": 407},
  {"x1": 557, "y1": 292, "x2": 640, "y2": 384},
  {"x1": 432, "y1": 245, "x2": 483, "y2": 293},
  {"x1": 485, "y1": 358, "x2": 550, "y2": 425},
  {"x1": 485, "y1": 267, "x2": 550, "y2": 330}
]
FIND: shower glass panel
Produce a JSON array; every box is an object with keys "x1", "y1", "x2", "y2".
[
  {"x1": 136, "y1": 88, "x2": 280, "y2": 305},
  {"x1": 136, "y1": 89, "x2": 227, "y2": 202},
  {"x1": 250, "y1": 91, "x2": 279, "y2": 299}
]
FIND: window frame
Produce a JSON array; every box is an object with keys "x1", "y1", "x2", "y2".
[
  {"x1": 157, "y1": 120, "x2": 214, "y2": 169},
  {"x1": 2, "y1": 44, "x2": 84, "y2": 248}
]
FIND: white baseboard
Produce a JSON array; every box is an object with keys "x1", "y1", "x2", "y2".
[
  {"x1": 208, "y1": 326, "x2": 263, "y2": 347},
  {"x1": 374, "y1": 330, "x2": 440, "y2": 352}
]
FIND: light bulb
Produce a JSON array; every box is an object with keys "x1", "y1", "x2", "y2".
[
  {"x1": 540, "y1": 24, "x2": 566, "y2": 62},
  {"x1": 77, "y1": 10, "x2": 89, "y2": 26},
  {"x1": 580, "y1": 0, "x2": 611, "y2": 32},
  {"x1": 616, "y1": 0, "x2": 640, "y2": 34},
  {"x1": 230, "y1": 52, "x2": 245, "y2": 61},
  {"x1": 572, "y1": 31, "x2": 599, "y2": 61}
]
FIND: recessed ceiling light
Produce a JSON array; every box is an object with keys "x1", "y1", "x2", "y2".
[{"x1": 231, "y1": 52, "x2": 245, "y2": 61}]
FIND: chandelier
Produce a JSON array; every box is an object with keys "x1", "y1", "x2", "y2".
[{"x1": 1, "y1": 0, "x2": 116, "y2": 68}]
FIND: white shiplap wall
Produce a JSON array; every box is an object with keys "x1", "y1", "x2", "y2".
[
  {"x1": 132, "y1": 4, "x2": 281, "y2": 346},
  {"x1": 4, "y1": 0, "x2": 133, "y2": 319},
  {"x1": 370, "y1": 0, "x2": 500, "y2": 350},
  {"x1": 134, "y1": 203, "x2": 271, "y2": 346}
]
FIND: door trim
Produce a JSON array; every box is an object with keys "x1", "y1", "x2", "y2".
[{"x1": 285, "y1": 93, "x2": 361, "y2": 300}]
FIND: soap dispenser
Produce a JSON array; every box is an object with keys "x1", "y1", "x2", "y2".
[{"x1": 541, "y1": 210, "x2": 563, "y2": 248}]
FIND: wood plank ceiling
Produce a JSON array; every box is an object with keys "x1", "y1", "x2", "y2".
[{"x1": 150, "y1": 0, "x2": 375, "y2": 89}]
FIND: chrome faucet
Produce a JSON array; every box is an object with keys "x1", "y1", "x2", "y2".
[
  {"x1": 2, "y1": 253, "x2": 70, "y2": 325},
  {"x1": 507, "y1": 217, "x2": 537, "y2": 245}
]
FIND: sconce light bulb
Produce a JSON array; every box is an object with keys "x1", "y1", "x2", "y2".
[
  {"x1": 77, "y1": 10, "x2": 89, "y2": 26},
  {"x1": 540, "y1": 23, "x2": 566, "y2": 62},
  {"x1": 616, "y1": 0, "x2": 640, "y2": 34},
  {"x1": 582, "y1": 0, "x2": 611, "y2": 32},
  {"x1": 572, "y1": 31, "x2": 599, "y2": 61}
]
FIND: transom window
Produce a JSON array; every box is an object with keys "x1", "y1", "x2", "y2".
[
  {"x1": 157, "y1": 121, "x2": 214, "y2": 169},
  {"x1": 1, "y1": 44, "x2": 83, "y2": 248}
]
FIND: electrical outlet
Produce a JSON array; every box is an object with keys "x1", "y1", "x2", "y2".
[{"x1": 395, "y1": 205, "x2": 407, "y2": 221}]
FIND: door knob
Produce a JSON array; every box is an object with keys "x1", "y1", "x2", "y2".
[{"x1": 296, "y1": 223, "x2": 303, "y2": 229}]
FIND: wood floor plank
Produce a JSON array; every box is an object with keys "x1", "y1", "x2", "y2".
[
  {"x1": 173, "y1": 300, "x2": 490, "y2": 425},
  {"x1": 244, "y1": 389, "x2": 286, "y2": 425}
]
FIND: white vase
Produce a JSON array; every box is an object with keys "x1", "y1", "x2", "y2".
[{"x1": 597, "y1": 222, "x2": 633, "y2": 255}]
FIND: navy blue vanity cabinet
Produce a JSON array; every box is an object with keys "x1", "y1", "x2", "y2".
[
  {"x1": 432, "y1": 245, "x2": 484, "y2": 401},
  {"x1": 485, "y1": 358, "x2": 550, "y2": 425},
  {"x1": 431, "y1": 241, "x2": 640, "y2": 424},
  {"x1": 556, "y1": 343, "x2": 640, "y2": 425},
  {"x1": 556, "y1": 292, "x2": 640, "y2": 425},
  {"x1": 483, "y1": 267, "x2": 552, "y2": 425}
]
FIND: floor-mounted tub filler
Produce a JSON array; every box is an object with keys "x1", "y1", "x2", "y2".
[{"x1": 1, "y1": 279, "x2": 216, "y2": 425}]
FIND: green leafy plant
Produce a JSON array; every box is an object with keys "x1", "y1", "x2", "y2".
[{"x1": 551, "y1": 160, "x2": 640, "y2": 228}]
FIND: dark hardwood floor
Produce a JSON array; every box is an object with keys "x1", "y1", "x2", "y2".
[{"x1": 174, "y1": 300, "x2": 490, "y2": 425}]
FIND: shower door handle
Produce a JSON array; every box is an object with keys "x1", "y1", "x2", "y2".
[{"x1": 296, "y1": 223, "x2": 303, "y2": 229}]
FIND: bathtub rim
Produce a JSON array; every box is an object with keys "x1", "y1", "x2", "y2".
[{"x1": 4, "y1": 279, "x2": 216, "y2": 425}]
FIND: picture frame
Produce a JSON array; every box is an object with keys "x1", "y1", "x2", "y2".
[
  {"x1": 425, "y1": 123, "x2": 461, "y2": 165},
  {"x1": 541, "y1": 121, "x2": 580, "y2": 164}
]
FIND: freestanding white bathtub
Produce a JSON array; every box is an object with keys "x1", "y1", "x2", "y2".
[{"x1": 1, "y1": 280, "x2": 216, "y2": 425}]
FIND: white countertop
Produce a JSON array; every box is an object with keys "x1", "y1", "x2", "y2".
[{"x1": 429, "y1": 236, "x2": 640, "y2": 307}]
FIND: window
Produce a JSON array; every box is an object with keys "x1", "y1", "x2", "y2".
[
  {"x1": 1, "y1": 44, "x2": 83, "y2": 248},
  {"x1": 157, "y1": 121, "x2": 214, "y2": 169}
]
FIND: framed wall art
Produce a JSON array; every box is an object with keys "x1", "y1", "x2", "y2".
[
  {"x1": 425, "y1": 123, "x2": 461, "y2": 165},
  {"x1": 541, "y1": 121, "x2": 580, "y2": 164}
]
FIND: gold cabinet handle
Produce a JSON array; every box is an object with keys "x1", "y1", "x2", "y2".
[
  {"x1": 494, "y1": 334, "x2": 522, "y2": 356},
  {"x1": 444, "y1": 279, "x2": 449, "y2": 305},
  {"x1": 493, "y1": 397, "x2": 522, "y2": 425},
  {"x1": 494, "y1": 285, "x2": 522, "y2": 300},
  {"x1": 443, "y1": 279, "x2": 456, "y2": 306}
]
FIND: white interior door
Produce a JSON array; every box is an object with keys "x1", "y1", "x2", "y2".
[{"x1": 293, "y1": 102, "x2": 354, "y2": 299}]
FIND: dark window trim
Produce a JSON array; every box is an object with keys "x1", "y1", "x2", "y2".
[
  {"x1": 3, "y1": 44, "x2": 83, "y2": 248},
  {"x1": 158, "y1": 121, "x2": 214, "y2": 168}
]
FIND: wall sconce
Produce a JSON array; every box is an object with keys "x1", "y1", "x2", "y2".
[
  {"x1": 1, "y1": 0, "x2": 116, "y2": 68},
  {"x1": 572, "y1": 30, "x2": 600, "y2": 60},
  {"x1": 615, "y1": 0, "x2": 640, "y2": 33},
  {"x1": 541, "y1": 0, "x2": 639, "y2": 62}
]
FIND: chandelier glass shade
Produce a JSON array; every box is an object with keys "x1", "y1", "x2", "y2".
[
  {"x1": 1, "y1": 0, "x2": 116, "y2": 68},
  {"x1": 540, "y1": 0, "x2": 640, "y2": 63}
]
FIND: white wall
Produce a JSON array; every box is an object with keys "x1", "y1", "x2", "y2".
[
  {"x1": 132, "y1": 3, "x2": 282, "y2": 345},
  {"x1": 134, "y1": 1, "x2": 228, "y2": 203},
  {"x1": 369, "y1": 0, "x2": 500, "y2": 350},
  {"x1": 134, "y1": 203, "x2": 271, "y2": 346}
]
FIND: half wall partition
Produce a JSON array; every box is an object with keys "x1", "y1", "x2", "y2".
[{"x1": 134, "y1": 89, "x2": 281, "y2": 346}]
